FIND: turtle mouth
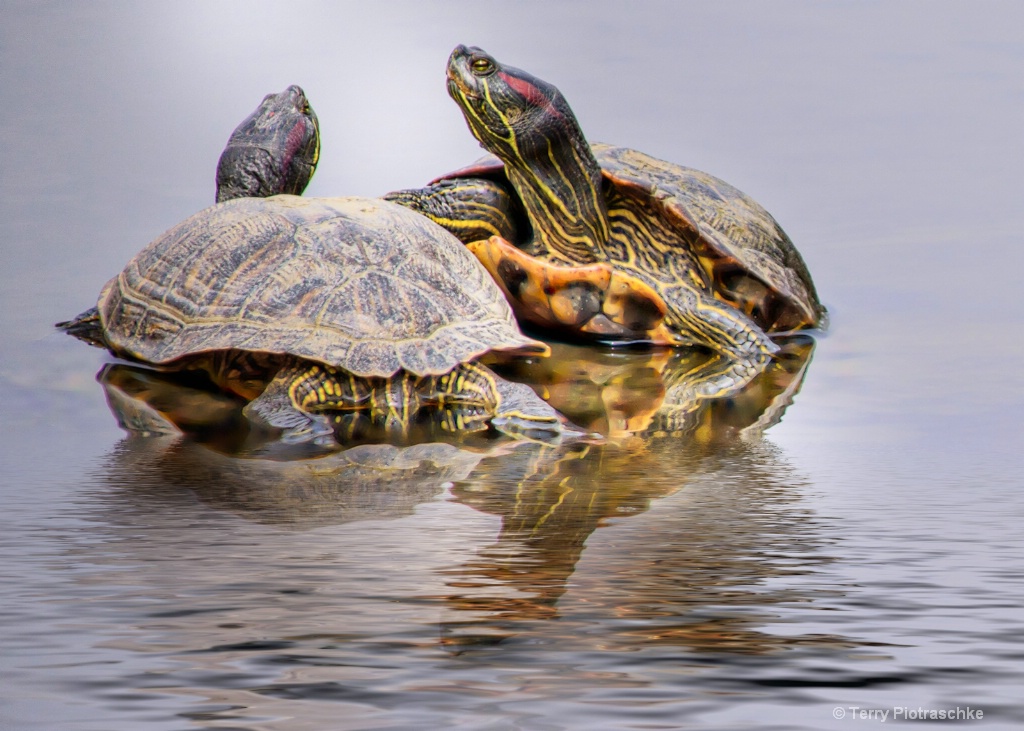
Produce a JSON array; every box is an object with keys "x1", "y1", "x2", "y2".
[
  {"x1": 446, "y1": 46, "x2": 486, "y2": 103},
  {"x1": 446, "y1": 67, "x2": 480, "y2": 102}
]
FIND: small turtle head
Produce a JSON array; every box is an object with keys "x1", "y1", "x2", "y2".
[{"x1": 215, "y1": 85, "x2": 320, "y2": 203}]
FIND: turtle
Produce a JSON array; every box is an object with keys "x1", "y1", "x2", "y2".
[
  {"x1": 385, "y1": 46, "x2": 826, "y2": 361},
  {"x1": 63, "y1": 195, "x2": 565, "y2": 443},
  {"x1": 58, "y1": 89, "x2": 568, "y2": 443}
]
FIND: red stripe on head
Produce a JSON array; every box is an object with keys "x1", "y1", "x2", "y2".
[
  {"x1": 279, "y1": 120, "x2": 304, "y2": 172},
  {"x1": 498, "y1": 71, "x2": 561, "y2": 121}
]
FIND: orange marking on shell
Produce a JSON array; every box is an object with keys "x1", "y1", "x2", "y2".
[
  {"x1": 602, "y1": 271, "x2": 668, "y2": 334},
  {"x1": 470, "y1": 235, "x2": 677, "y2": 342}
]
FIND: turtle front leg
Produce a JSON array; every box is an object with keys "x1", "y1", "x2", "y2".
[
  {"x1": 428, "y1": 363, "x2": 572, "y2": 441},
  {"x1": 468, "y1": 235, "x2": 676, "y2": 345},
  {"x1": 659, "y1": 285, "x2": 779, "y2": 362},
  {"x1": 384, "y1": 179, "x2": 521, "y2": 245},
  {"x1": 490, "y1": 373, "x2": 575, "y2": 440}
]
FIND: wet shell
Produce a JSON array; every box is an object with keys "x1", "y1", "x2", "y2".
[{"x1": 99, "y1": 195, "x2": 543, "y2": 377}]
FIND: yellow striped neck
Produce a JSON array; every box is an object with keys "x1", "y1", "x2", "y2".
[{"x1": 502, "y1": 134, "x2": 610, "y2": 265}]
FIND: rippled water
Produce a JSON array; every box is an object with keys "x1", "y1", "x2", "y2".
[{"x1": 2, "y1": 3, "x2": 1023, "y2": 730}]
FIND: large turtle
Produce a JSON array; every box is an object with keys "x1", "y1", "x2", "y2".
[
  {"x1": 59, "y1": 89, "x2": 566, "y2": 443},
  {"x1": 386, "y1": 46, "x2": 826, "y2": 361}
]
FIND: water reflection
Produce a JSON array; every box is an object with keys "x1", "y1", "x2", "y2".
[
  {"x1": 99, "y1": 362, "x2": 509, "y2": 527},
  {"x1": 94, "y1": 338, "x2": 817, "y2": 544},
  {"x1": 106, "y1": 436, "x2": 490, "y2": 529},
  {"x1": 442, "y1": 438, "x2": 850, "y2": 656},
  {"x1": 489, "y1": 334, "x2": 816, "y2": 441},
  {"x1": 430, "y1": 338, "x2": 840, "y2": 653},
  {"x1": 87, "y1": 338, "x2": 848, "y2": 664},
  {"x1": 98, "y1": 334, "x2": 816, "y2": 448}
]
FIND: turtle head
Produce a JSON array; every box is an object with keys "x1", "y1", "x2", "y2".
[
  {"x1": 446, "y1": 45, "x2": 608, "y2": 263},
  {"x1": 215, "y1": 85, "x2": 320, "y2": 203},
  {"x1": 446, "y1": 45, "x2": 588, "y2": 168}
]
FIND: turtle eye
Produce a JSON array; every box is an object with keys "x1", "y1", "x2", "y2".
[{"x1": 471, "y1": 57, "x2": 494, "y2": 76}]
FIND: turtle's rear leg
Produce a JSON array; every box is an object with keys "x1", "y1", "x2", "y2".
[
  {"x1": 243, "y1": 360, "x2": 434, "y2": 444},
  {"x1": 242, "y1": 361, "x2": 359, "y2": 444},
  {"x1": 660, "y1": 285, "x2": 779, "y2": 361}
]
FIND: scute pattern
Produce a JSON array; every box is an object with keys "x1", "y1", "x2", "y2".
[
  {"x1": 100, "y1": 196, "x2": 539, "y2": 377},
  {"x1": 594, "y1": 144, "x2": 825, "y2": 330}
]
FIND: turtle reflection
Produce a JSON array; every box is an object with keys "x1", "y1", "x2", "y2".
[
  {"x1": 440, "y1": 336, "x2": 830, "y2": 653},
  {"x1": 488, "y1": 334, "x2": 815, "y2": 441},
  {"x1": 104, "y1": 434, "x2": 493, "y2": 530},
  {"x1": 98, "y1": 363, "x2": 518, "y2": 527},
  {"x1": 94, "y1": 340, "x2": 846, "y2": 656},
  {"x1": 97, "y1": 362, "x2": 540, "y2": 455},
  {"x1": 441, "y1": 438, "x2": 849, "y2": 655}
]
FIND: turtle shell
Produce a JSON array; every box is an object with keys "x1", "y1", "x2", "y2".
[
  {"x1": 99, "y1": 195, "x2": 545, "y2": 377},
  {"x1": 436, "y1": 143, "x2": 826, "y2": 332}
]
